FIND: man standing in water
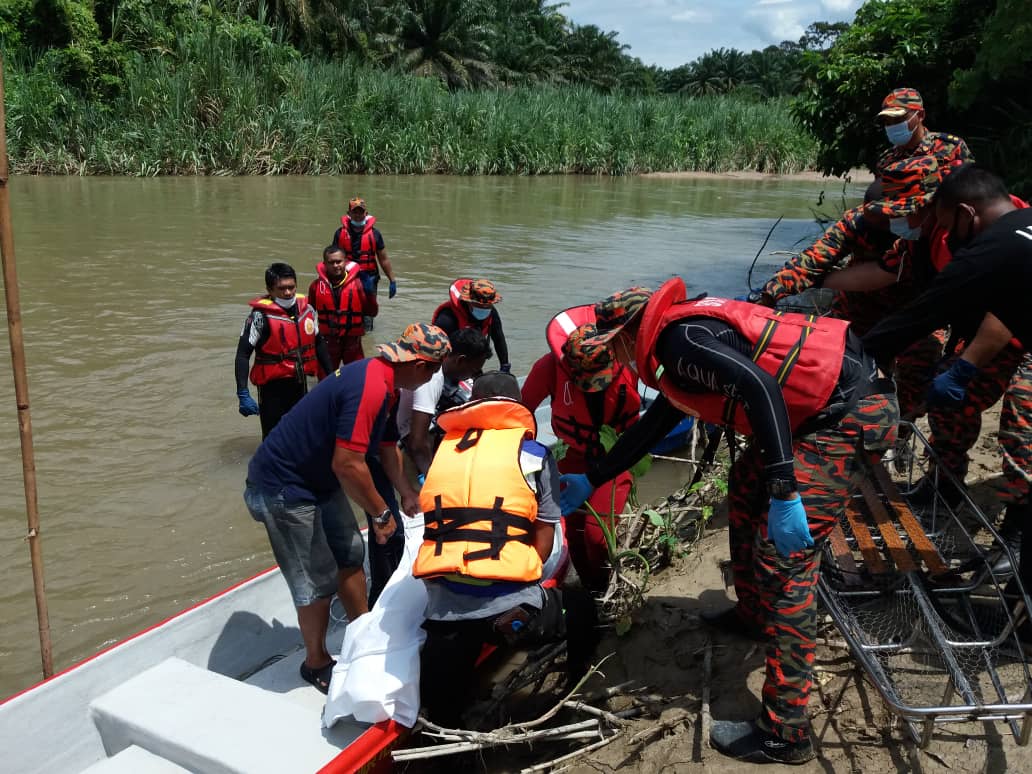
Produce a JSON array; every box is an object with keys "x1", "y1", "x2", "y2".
[
  {"x1": 244, "y1": 323, "x2": 450, "y2": 693},
  {"x1": 307, "y1": 245, "x2": 368, "y2": 374},
  {"x1": 561, "y1": 283, "x2": 897, "y2": 764},
  {"x1": 332, "y1": 197, "x2": 398, "y2": 332},
  {"x1": 235, "y1": 262, "x2": 333, "y2": 438}
]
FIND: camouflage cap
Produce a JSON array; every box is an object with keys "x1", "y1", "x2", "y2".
[
  {"x1": 562, "y1": 324, "x2": 615, "y2": 393},
  {"x1": 585, "y1": 287, "x2": 653, "y2": 344},
  {"x1": 877, "y1": 88, "x2": 924, "y2": 120},
  {"x1": 459, "y1": 278, "x2": 502, "y2": 306},
  {"x1": 870, "y1": 156, "x2": 942, "y2": 217},
  {"x1": 348, "y1": 197, "x2": 367, "y2": 212},
  {"x1": 377, "y1": 322, "x2": 452, "y2": 363}
]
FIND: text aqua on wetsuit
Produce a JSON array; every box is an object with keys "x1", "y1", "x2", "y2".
[
  {"x1": 414, "y1": 399, "x2": 543, "y2": 583},
  {"x1": 433, "y1": 278, "x2": 493, "y2": 337},
  {"x1": 337, "y1": 215, "x2": 379, "y2": 275},
  {"x1": 310, "y1": 260, "x2": 365, "y2": 340},
  {"x1": 546, "y1": 305, "x2": 638, "y2": 457},
  {"x1": 637, "y1": 278, "x2": 848, "y2": 431},
  {"x1": 248, "y1": 297, "x2": 319, "y2": 385}
]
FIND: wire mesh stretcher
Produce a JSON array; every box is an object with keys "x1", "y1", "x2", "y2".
[{"x1": 817, "y1": 422, "x2": 1032, "y2": 747}]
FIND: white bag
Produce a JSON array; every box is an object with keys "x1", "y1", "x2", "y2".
[{"x1": 323, "y1": 514, "x2": 428, "y2": 729}]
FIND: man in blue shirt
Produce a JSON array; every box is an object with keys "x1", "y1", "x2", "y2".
[{"x1": 244, "y1": 322, "x2": 451, "y2": 693}]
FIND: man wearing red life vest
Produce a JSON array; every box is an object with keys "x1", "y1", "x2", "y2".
[
  {"x1": 235, "y1": 263, "x2": 333, "y2": 438},
  {"x1": 522, "y1": 308, "x2": 641, "y2": 591},
  {"x1": 331, "y1": 197, "x2": 397, "y2": 332},
  {"x1": 307, "y1": 245, "x2": 367, "y2": 375},
  {"x1": 432, "y1": 278, "x2": 511, "y2": 372},
  {"x1": 560, "y1": 283, "x2": 898, "y2": 764}
]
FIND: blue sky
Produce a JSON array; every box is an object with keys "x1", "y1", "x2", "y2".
[{"x1": 562, "y1": 0, "x2": 864, "y2": 69}]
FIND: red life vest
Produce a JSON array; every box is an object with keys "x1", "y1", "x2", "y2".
[
  {"x1": 545, "y1": 305, "x2": 640, "y2": 458},
  {"x1": 336, "y1": 215, "x2": 379, "y2": 274},
  {"x1": 432, "y1": 278, "x2": 492, "y2": 337},
  {"x1": 308, "y1": 260, "x2": 365, "y2": 341},
  {"x1": 636, "y1": 278, "x2": 848, "y2": 433},
  {"x1": 248, "y1": 296, "x2": 319, "y2": 386}
]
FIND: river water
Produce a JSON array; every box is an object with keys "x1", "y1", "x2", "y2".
[{"x1": 0, "y1": 174, "x2": 864, "y2": 696}]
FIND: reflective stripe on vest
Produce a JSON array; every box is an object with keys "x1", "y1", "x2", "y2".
[
  {"x1": 413, "y1": 399, "x2": 542, "y2": 583},
  {"x1": 636, "y1": 278, "x2": 847, "y2": 433}
]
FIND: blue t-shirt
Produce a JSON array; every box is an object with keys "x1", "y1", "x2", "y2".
[{"x1": 247, "y1": 358, "x2": 399, "y2": 502}]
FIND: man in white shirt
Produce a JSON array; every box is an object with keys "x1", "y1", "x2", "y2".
[{"x1": 397, "y1": 328, "x2": 491, "y2": 478}]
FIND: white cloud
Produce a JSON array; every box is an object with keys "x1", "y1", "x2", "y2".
[
  {"x1": 757, "y1": 0, "x2": 794, "y2": 6},
  {"x1": 821, "y1": 0, "x2": 859, "y2": 11}
]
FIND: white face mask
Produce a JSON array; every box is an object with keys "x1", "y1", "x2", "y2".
[
  {"x1": 273, "y1": 295, "x2": 296, "y2": 309},
  {"x1": 470, "y1": 305, "x2": 492, "y2": 321},
  {"x1": 889, "y1": 217, "x2": 922, "y2": 241}
]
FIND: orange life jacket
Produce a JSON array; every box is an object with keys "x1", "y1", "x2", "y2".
[
  {"x1": 636, "y1": 278, "x2": 848, "y2": 433},
  {"x1": 248, "y1": 296, "x2": 319, "y2": 386},
  {"x1": 414, "y1": 399, "x2": 542, "y2": 583},
  {"x1": 432, "y1": 278, "x2": 492, "y2": 337},
  {"x1": 545, "y1": 305, "x2": 639, "y2": 459},
  {"x1": 308, "y1": 260, "x2": 365, "y2": 341},
  {"x1": 336, "y1": 215, "x2": 379, "y2": 274}
]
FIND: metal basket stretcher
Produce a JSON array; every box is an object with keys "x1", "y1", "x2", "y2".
[{"x1": 817, "y1": 422, "x2": 1032, "y2": 747}]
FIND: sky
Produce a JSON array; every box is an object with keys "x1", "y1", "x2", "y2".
[{"x1": 562, "y1": 0, "x2": 865, "y2": 69}]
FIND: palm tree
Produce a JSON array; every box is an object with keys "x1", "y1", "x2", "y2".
[{"x1": 389, "y1": 0, "x2": 496, "y2": 89}]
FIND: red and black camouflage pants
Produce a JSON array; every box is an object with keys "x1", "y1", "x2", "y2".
[
  {"x1": 893, "y1": 330, "x2": 947, "y2": 421},
  {"x1": 928, "y1": 347, "x2": 1032, "y2": 506},
  {"x1": 726, "y1": 389, "x2": 899, "y2": 742}
]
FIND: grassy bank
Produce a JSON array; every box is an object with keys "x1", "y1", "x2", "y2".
[{"x1": 5, "y1": 45, "x2": 817, "y2": 176}]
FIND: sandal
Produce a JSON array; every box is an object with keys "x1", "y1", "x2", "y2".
[{"x1": 299, "y1": 660, "x2": 336, "y2": 694}]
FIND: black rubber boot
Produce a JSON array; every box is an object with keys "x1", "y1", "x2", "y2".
[
  {"x1": 710, "y1": 719, "x2": 816, "y2": 765},
  {"x1": 904, "y1": 473, "x2": 967, "y2": 509}
]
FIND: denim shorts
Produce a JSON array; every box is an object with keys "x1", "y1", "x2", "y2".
[{"x1": 244, "y1": 484, "x2": 366, "y2": 606}]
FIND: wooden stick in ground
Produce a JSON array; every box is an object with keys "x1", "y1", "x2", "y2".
[
  {"x1": 700, "y1": 639, "x2": 713, "y2": 750},
  {"x1": 519, "y1": 731, "x2": 624, "y2": 773},
  {"x1": 0, "y1": 55, "x2": 52, "y2": 678}
]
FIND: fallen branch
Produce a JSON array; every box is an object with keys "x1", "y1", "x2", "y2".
[
  {"x1": 700, "y1": 640, "x2": 714, "y2": 750},
  {"x1": 519, "y1": 731, "x2": 624, "y2": 773}
]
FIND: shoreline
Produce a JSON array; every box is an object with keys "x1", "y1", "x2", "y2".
[{"x1": 641, "y1": 167, "x2": 874, "y2": 182}]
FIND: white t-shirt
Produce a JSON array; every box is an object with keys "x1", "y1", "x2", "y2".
[{"x1": 397, "y1": 371, "x2": 445, "y2": 440}]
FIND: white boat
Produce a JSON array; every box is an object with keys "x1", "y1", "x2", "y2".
[{"x1": 0, "y1": 564, "x2": 399, "y2": 774}]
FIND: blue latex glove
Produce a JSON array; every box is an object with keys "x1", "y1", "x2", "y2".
[
  {"x1": 237, "y1": 388, "x2": 259, "y2": 417},
  {"x1": 388, "y1": 280, "x2": 397, "y2": 299},
  {"x1": 500, "y1": 363, "x2": 512, "y2": 374},
  {"x1": 927, "y1": 358, "x2": 979, "y2": 407},
  {"x1": 559, "y1": 473, "x2": 595, "y2": 515},
  {"x1": 767, "y1": 496, "x2": 813, "y2": 557}
]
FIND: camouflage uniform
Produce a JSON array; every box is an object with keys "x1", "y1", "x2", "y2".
[
  {"x1": 760, "y1": 205, "x2": 902, "y2": 334},
  {"x1": 726, "y1": 390, "x2": 895, "y2": 743},
  {"x1": 875, "y1": 88, "x2": 974, "y2": 174},
  {"x1": 727, "y1": 390, "x2": 899, "y2": 742},
  {"x1": 928, "y1": 349, "x2": 1032, "y2": 505}
]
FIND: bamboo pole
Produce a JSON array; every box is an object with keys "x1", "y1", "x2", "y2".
[{"x1": 0, "y1": 55, "x2": 53, "y2": 678}]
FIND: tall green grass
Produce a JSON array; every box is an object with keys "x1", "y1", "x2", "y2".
[{"x1": 5, "y1": 42, "x2": 818, "y2": 176}]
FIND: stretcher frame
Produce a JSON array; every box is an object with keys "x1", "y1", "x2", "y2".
[{"x1": 817, "y1": 422, "x2": 1032, "y2": 747}]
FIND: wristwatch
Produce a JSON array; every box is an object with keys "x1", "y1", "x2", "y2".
[
  {"x1": 373, "y1": 508, "x2": 393, "y2": 526},
  {"x1": 766, "y1": 477, "x2": 798, "y2": 500}
]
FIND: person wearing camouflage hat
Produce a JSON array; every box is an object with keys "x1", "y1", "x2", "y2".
[
  {"x1": 331, "y1": 196, "x2": 398, "y2": 332},
  {"x1": 522, "y1": 309, "x2": 641, "y2": 591},
  {"x1": 243, "y1": 321, "x2": 448, "y2": 693},
  {"x1": 875, "y1": 87, "x2": 974, "y2": 175},
  {"x1": 561, "y1": 279, "x2": 898, "y2": 764},
  {"x1": 432, "y1": 277, "x2": 511, "y2": 372}
]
